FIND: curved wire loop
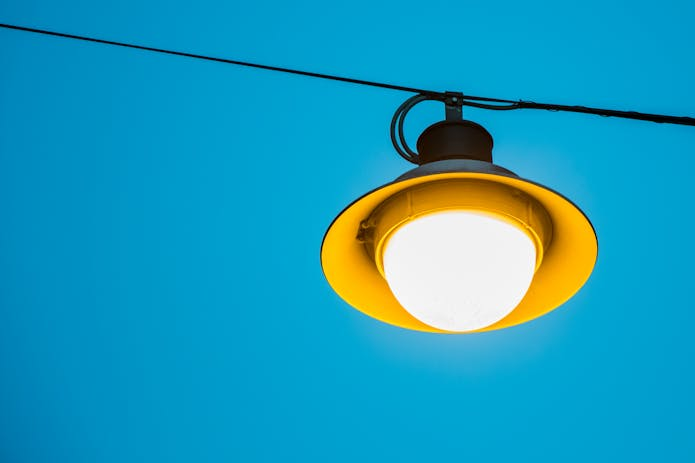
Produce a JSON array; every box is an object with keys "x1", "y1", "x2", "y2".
[
  {"x1": 460, "y1": 100, "x2": 520, "y2": 111},
  {"x1": 390, "y1": 94, "x2": 446, "y2": 164}
]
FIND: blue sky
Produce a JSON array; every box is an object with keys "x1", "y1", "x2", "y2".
[{"x1": 1, "y1": 1, "x2": 695, "y2": 461}]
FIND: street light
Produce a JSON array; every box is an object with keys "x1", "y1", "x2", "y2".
[{"x1": 321, "y1": 93, "x2": 597, "y2": 333}]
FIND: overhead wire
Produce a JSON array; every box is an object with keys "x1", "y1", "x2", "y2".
[
  {"x1": 2, "y1": 22, "x2": 695, "y2": 127},
  {"x1": 0, "y1": 23, "x2": 440, "y2": 97}
]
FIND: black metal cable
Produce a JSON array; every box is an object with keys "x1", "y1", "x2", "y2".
[
  {"x1": 0, "y1": 23, "x2": 441, "y2": 97},
  {"x1": 514, "y1": 100, "x2": 695, "y2": 125},
  {"x1": 2, "y1": 22, "x2": 695, "y2": 127}
]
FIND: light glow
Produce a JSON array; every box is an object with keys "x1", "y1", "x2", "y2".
[{"x1": 382, "y1": 211, "x2": 537, "y2": 332}]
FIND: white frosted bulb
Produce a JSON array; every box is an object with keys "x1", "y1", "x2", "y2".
[{"x1": 382, "y1": 211, "x2": 537, "y2": 332}]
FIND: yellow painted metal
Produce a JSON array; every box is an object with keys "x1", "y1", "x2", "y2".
[
  {"x1": 365, "y1": 179, "x2": 552, "y2": 277},
  {"x1": 321, "y1": 170, "x2": 597, "y2": 333}
]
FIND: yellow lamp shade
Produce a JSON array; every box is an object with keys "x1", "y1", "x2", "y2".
[{"x1": 321, "y1": 159, "x2": 597, "y2": 333}]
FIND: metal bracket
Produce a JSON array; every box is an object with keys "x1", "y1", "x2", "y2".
[
  {"x1": 356, "y1": 220, "x2": 375, "y2": 243},
  {"x1": 444, "y1": 91, "x2": 464, "y2": 121}
]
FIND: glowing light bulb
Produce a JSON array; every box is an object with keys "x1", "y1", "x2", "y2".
[{"x1": 382, "y1": 210, "x2": 537, "y2": 332}]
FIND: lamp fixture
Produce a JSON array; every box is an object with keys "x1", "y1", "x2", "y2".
[{"x1": 321, "y1": 93, "x2": 598, "y2": 333}]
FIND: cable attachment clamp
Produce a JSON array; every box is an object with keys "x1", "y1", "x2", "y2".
[{"x1": 444, "y1": 91, "x2": 464, "y2": 121}]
